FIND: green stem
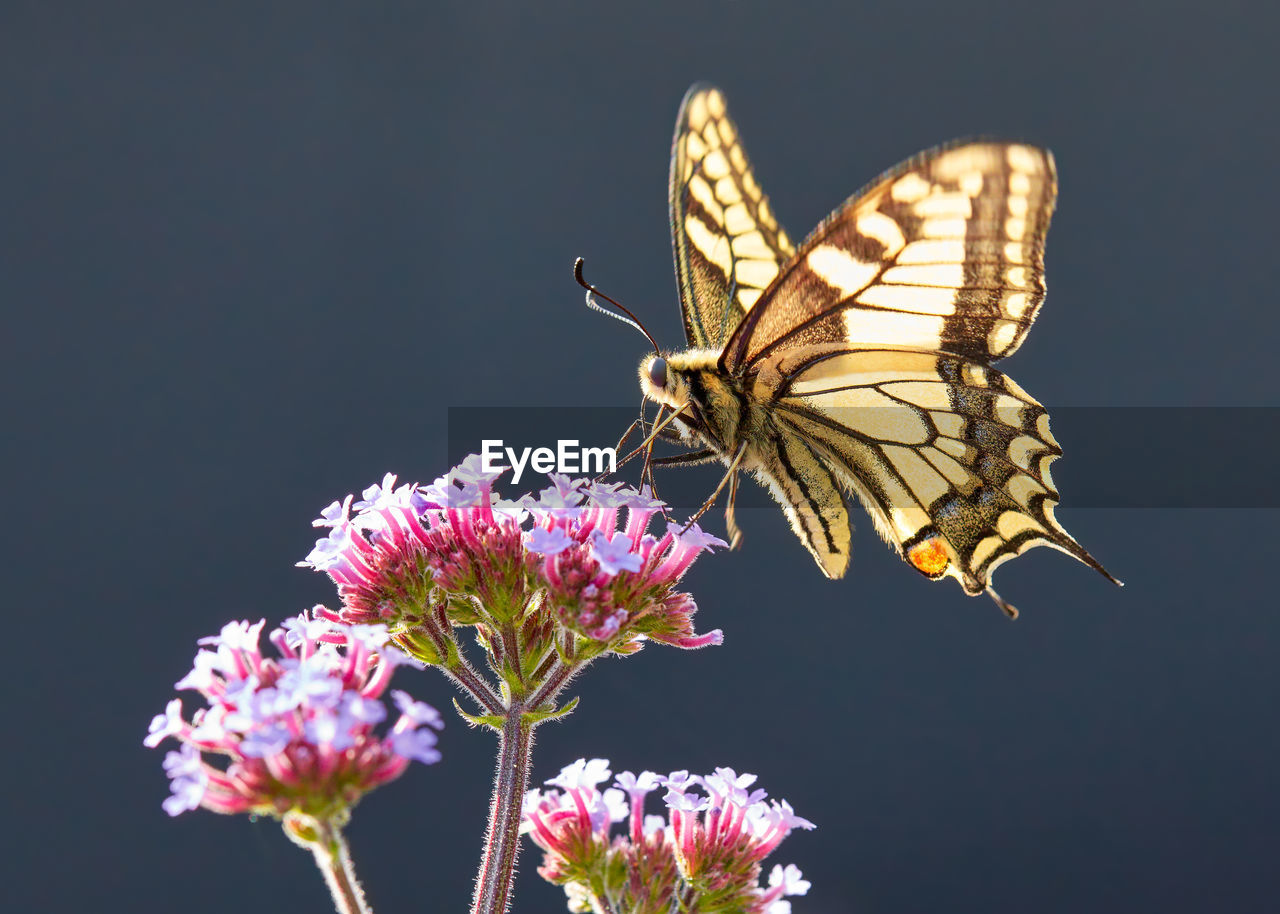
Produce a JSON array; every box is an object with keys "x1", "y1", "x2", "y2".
[
  {"x1": 470, "y1": 706, "x2": 535, "y2": 914},
  {"x1": 527, "y1": 657, "x2": 577, "y2": 710},
  {"x1": 412, "y1": 618, "x2": 504, "y2": 714},
  {"x1": 528, "y1": 631, "x2": 583, "y2": 710},
  {"x1": 442, "y1": 654, "x2": 505, "y2": 715},
  {"x1": 304, "y1": 817, "x2": 372, "y2": 914},
  {"x1": 498, "y1": 623, "x2": 525, "y2": 692}
]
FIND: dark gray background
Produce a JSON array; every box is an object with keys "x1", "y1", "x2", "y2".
[{"x1": 4, "y1": 2, "x2": 1277, "y2": 912}]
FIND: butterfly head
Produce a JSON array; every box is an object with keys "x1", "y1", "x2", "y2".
[
  {"x1": 639, "y1": 348, "x2": 726, "y2": 418},
  {"x1": 638, "y1": 352, "x2": 685, "y2": 413}
]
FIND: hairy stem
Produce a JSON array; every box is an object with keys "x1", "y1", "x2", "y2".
[
  {"x1": 499, "y1": 623, "x2": 525, "y2": 692},
  {"x1": 306, "y1": 817, "x2": 371, "y2": 914},
  {"x1": 527, "y1": 657, "x2": 577, "y2": 711},
  {"x1": 528, "y1": 632, "x2": 582, "y2": 710},
  {"x1": 471, "y1": 706, "x2": 535, "y2": 914},
  {"x1": 410, "y1": 617, "x2": 504, "y2": 714},
  {"x1": 441, "y1": 655, "x2": 504, "y2": 715}
]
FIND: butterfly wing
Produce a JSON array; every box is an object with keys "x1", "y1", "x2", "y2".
[
  {"x1": 747, "y1": 424, "x2": 853, "y2": 579},
  {"x1": 756, "y1": 345, "x2": 1118, "y2": 611},
  {"x1": 722, "y1": 141, "x2": 1057, "y2": 372},
  {"x1": 669, "y1": 84, "x2": 796, "y2": 349}
]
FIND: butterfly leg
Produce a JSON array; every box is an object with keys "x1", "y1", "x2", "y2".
[
  {"x1": 641, "y1": 406, "x2": 664, "y2": 503},
  {"x1": 649, "y1": 448, "x2": 718, "y2": 466},
  {"x1": 645, "y1": 448, "x2": 722, "y2": 528},
  {"x1": 616, "y1": 415, "x2": 645, "y2": 454},
  {"x1": 606, "y1": 405, "x2": 658, "y2": 477},
  {"x1": 614, "y1": 404, "x2": 687, "y2": 472},
  {"x1": 642, "y1": 430, "x2": 669, "y2": 523},
  {"x1": 682, "y1": 444, "x2": 746, "y2": 533}
]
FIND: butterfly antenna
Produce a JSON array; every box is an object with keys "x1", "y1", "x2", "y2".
[{"x1": 574, "y1": 258, "x2": 661, "y2": 355}]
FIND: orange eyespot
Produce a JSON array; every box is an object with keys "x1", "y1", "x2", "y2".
[{"x1": 907, "y1": 537, "x2": 950, "y2": 578}]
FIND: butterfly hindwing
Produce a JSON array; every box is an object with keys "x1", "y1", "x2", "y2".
[
  {"x1": 669, "y1": 84, "x2": 795, "y2": 349},
  {"x1": 723, "y1": 141, "x2": 1057, "y2": 371},
  {"x1": 750, "y1": 426, "x2": 852, "y2": 579},
  {"x1": 759, "y1": 346, "x2": 1117, "y2": 597}
]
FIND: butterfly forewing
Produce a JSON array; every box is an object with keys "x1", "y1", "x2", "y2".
[
  {"x1": 723, "y1": 141, "x2": 1056, "y2": 372},
  {"x1": 669, "y1": 84, "x2": 796, "y2": 349}
]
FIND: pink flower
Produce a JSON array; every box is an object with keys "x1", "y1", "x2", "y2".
[
  {"x1": 521, "y1": 759, "x2": 813, "y2": 913},
  {"x1": 299, "y1": 460, "x2": 726, "y2": 653},
  {"x1": 145, "y1": 613, "x2": 441, "y2": 819}
]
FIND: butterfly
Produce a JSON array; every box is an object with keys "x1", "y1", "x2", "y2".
[{"x1": 598, "y1": 83, "x2": 1119, "y2": 617}]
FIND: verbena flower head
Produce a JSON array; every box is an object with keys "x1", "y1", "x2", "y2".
[
  {"x1": 144, "y1": 615, "x2": 441, "y2": 820},
  {"x1": 522, "y1": 759, "x2": 814, "y2": 914},
  {"x1": 300, "y1": 459, "x2": 725, "y2": 659}
]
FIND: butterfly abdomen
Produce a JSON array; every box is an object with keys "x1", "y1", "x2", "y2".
[{"x1": 670, "y1": 360, "x2": 857, "y2": 578}]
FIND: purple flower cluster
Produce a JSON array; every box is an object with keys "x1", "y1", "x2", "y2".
[
  {"x1": 144, "y1": 616, "x2": 442, "y2": 818},
  {"x1": 300, "y1": 458, "x2": 726, "y2": 651},
  {"x1": 522, "y1": 758, "x2": 813, "y2": 913}
]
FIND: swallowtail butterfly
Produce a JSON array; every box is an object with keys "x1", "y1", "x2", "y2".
[{"x1": 630, "y1": 84, "x2": 1119, "y2": 617}]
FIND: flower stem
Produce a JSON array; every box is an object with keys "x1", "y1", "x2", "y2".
[
  {"x1": 303, "y1": 817, "x2": 372, "y2": 914},
  {"x1": 528, "y1": 656, "x2": 577, "y2": 710},
  {"x1": 498, "y1": 623, "x2": 525, "y2": 691},
  {"x1": 471, "y1": 706, "x2": 535, "y2": 914},
  {"x1": 409, "y1": 618, "x2": 504, "y2": 714},
  {"x1": 442, "y1": 655, "x2": 505, "y2": 715}
]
